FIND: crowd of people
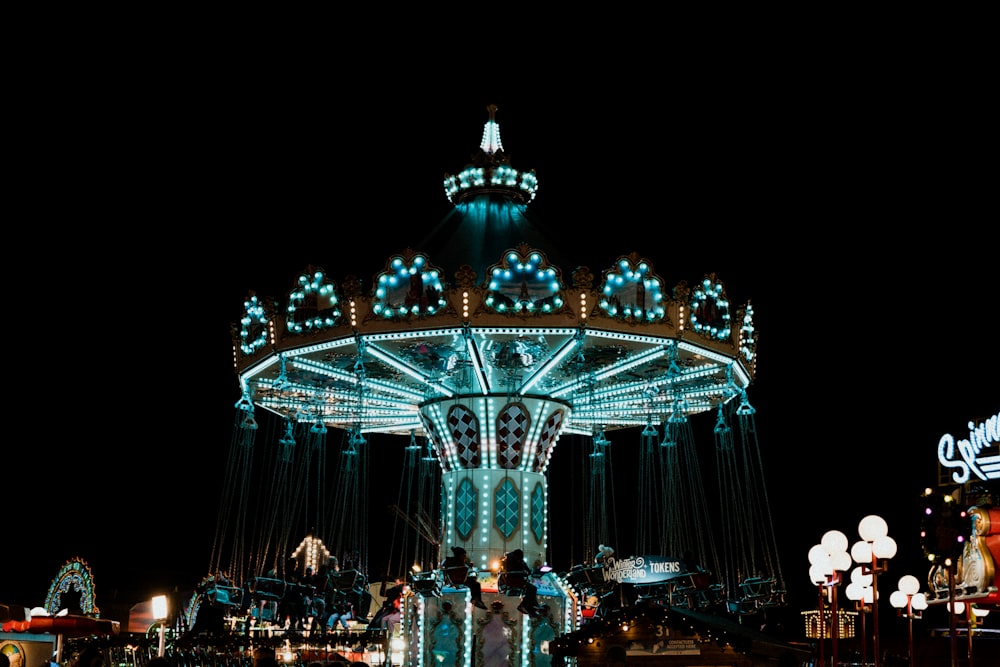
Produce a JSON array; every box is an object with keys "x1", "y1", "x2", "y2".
[{"x1": 273, "y1": 556, "x2": 374, "y2": 636}]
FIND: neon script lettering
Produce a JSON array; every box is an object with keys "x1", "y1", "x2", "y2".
[{"x1": 938, "y1": 410, "x2": 1000, "y2": 483}]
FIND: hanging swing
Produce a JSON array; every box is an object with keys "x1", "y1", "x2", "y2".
[{"x1": 714, "y1": 385, "x2": 787, "y2": 613}]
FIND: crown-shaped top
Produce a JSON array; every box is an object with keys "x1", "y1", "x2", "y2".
[{"x1": 443, "y1": 104, "x2": 539, "y2": 205}]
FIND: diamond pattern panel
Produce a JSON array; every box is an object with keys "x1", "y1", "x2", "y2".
[
  {"x1": 494, "y1": 478, "x2": 519, "y2": 539},
  {"x1": 496, "y1": 402, "x2": 529, "y2": 469},
  {"x1": 447, "y1": 404, "x2": 480, "y2": 468},
  {"x1": 456, "y1": 477, "x2": 477, "y2": 539}
]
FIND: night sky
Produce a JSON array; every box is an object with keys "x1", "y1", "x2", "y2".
[{"x1": 5, "y1": 69, "x2": 996, "y2": 643}]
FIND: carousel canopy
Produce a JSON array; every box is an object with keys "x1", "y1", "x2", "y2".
[{"x1": 232, "y1": 105, "x2": 757, "y2": 441}]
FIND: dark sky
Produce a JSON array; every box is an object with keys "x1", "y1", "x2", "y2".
[{"x1": 5, "y1": 65, "x2": 996, "y2": 636}]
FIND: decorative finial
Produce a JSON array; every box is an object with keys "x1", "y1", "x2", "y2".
[{"x1": 480, "y1": 106, "x2": 504, "y2": 155}]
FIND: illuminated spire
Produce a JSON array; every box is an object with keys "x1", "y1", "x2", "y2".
[{"x1": 480, "y1": 103, "x2": 503, "y2": 155}]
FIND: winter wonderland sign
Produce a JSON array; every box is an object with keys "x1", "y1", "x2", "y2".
[
  {"x1": 937, "y1": 409, "x2": 1000, "y2": 483},
  {"x1": 603, "y1": 555, "x2": 693, "y2": 584}
]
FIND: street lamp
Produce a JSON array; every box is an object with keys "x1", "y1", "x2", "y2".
[
  {"x1": 851, "y1": 514, "x2": 896, "y2": 667},
  {"x1": 809, "y1": 530, "x2": 852, "y2": 667},
  {"x1": 947, "y1": 600, "x2": 990, "y2": 667},
  {"x1": 808, "y1": 550, "x2": 829, "y2": 667},
  {"x1": 151, "y1": 594, "x2": 168, "y2": 658},
  {"x1": 890, "y1": 575, "x2": 927, "y2": 667},
  {"x1": 845, "y1": 566, "x2": 874, "y2": 667}
]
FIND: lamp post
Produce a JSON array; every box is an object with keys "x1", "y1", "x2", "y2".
[
  {"x1": 809, "y1": 530, "x2": 852, "y2": 667},
  {"x1": 809, "y1": 560, "x2": 826, "y2": 667},
  {"x1": 970, "y1": 604, "x2": 990, "y2": 667},
  {"x1": 152, "y1": 594, "x2": 168, "y2": 658},
  {"x1": 851, "y1": 514, "x2": 896, "y2": 667},
  {"x1": 948, "y1": 600, "x2": 989, "y2": 667},
  {"x1": 845, "y1": 566, "x2": 874, "y2": 667},
  {"x1": 808, "y1": 554, "x2": 828, "y2": 667},
  {"x1": 890, "y1": 575, "x2": 927, "y2": 667}
]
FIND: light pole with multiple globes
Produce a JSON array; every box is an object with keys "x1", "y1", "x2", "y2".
[
  {"x1": 890, "y1": 574, "x2": 927, "y2": 667},
  {"x1": 844, "y1": 566, "x2": 874, "y2": 667},
  {"x1": 850, "y1": 514, "x2": 897, "y2": 667},
  {"x1": 809, "y1": 530, "x2": 852, "y2": 667}
]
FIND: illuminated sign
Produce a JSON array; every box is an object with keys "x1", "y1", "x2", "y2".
[
  {"x1": 603, "y1": 555, "x2": 687, "y2": 584},
  {"x1": 937, "y1": 410, "x2": 1000, "y2": 483}
]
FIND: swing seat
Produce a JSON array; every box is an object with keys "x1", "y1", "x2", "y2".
[
  {"x1": 331, "y1": 570, "x2": 360, "y2": 591},
  {"x1": 409, "y1": 570, "x2": 440, "y2": 597},
  {"x1": 498, "y1": 569, "x2": 531, "y2": 596},
  {"x1": 207, "y1": 585, "x2": 241, "y2": 607},
  {"x1": 249, "y1": 577, "x2": 286, "y2": 601},
  {"x1": 252, "y1": 601, "x2": 278, "y2": 621},
  {"x1": 443, "y1": 564, "x2": 469, "y2": 587}
]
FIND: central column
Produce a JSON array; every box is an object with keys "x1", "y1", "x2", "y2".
[
  {"x1": 407, "y1": 396, "x2": 573, "y2": 667},
  {"x1": 419, "y1": 395, "x2": 571, "y2": 572}
]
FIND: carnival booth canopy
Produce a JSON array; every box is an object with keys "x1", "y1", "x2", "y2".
[
  {"x1": 1, "y1": 558, "x2": 119, "y2": 636},
  {"x1": 1, "y1": 614, "x2": 119, "y2": 637}
]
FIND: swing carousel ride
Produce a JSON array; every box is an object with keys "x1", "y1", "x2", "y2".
[{"x1": 204, "y1": 105, "x2": 791, "y2": 666}]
